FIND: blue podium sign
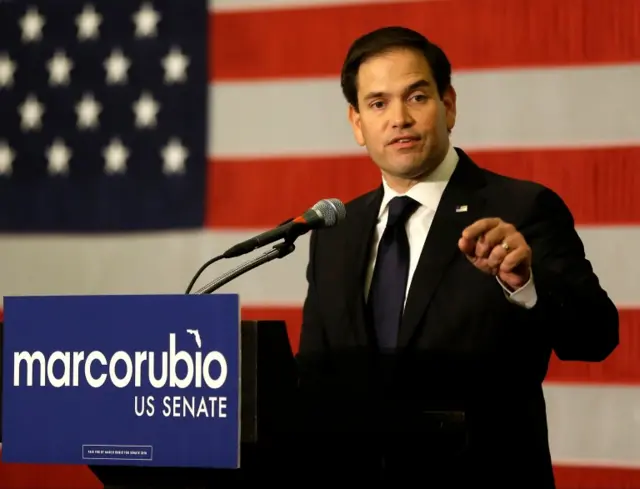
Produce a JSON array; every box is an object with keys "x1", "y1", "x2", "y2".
[{"x1": 1, "y1": 294, "x2": 240, "y2": 468}]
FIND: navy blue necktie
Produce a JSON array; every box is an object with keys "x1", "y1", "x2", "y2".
[{"x1": 368, "y1": 196, "x2": 420, "y2": 351}]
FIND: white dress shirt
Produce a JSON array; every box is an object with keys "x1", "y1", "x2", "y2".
[{"x1": 364, "y1": 143, "x2": 537, "y2": 309}]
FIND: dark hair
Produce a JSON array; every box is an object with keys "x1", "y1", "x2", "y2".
[{"x1": 340, "y1": 26, "x2": 452, "y2": 111}]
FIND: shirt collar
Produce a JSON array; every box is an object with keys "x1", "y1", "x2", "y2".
[{"x1": 378, "y1": 143, "x2": 459, "y2": 217}]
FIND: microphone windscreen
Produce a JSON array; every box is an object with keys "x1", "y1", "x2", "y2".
[{"x1": 312, "y1": 198, "x2": 346, "y2": 226}]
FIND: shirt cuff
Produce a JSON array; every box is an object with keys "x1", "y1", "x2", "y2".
[{"x1": 496, "y1": 268, "x2": 538, "y2": 309}]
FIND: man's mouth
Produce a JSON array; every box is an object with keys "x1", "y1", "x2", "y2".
[{"x1": 389, "y1": 136, "x2": 420, "y2": 146}]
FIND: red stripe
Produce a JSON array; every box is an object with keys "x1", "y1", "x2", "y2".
[
  {"x1": 209, "y1": 0, "x2": 640, "y2": 81},
  {"x1": 554, "y1": 465, "x2": 640, "y2": 489},
  {"x1": 206, "y1": 146, "x2": 640, "y2": 229},
  {"x1": 241, "y1": 306, "x2": 303, "y2": 353},
  {"x1": 244, "y1": 306, "x2": 640, "y2": 384},
  {"x1": 547, "y1": 308, "x2": 640, "y2": 384},
  {"x1": 0, "y1": 455, "x2": 100, "y2": 489},
  {"x1": 1, "y1": 453, "x2": 640, "y2": 488}
]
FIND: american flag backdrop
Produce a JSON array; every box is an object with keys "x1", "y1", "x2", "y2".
[{"x1": 0, "y1": 0, "x2": 639, "y2": 488}]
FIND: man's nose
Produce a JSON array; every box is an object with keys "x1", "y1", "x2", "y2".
[{"x1": 390, "y1": 102, "x2": 414, "y2": 128}]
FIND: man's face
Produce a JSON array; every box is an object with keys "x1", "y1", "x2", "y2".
[{"x1": 348, "y1": 47, "x2": 456, "y2": 187}]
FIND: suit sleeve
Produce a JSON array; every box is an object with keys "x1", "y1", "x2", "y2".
[
  {"x1": 523, "y1": 187, "x2": 619, "y2": 362},
  {"x1": 295, "y1": 230, "x2": 330, "y2": 402}
]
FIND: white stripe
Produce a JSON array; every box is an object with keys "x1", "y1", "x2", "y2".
[
  {"x1": 545, "y1": 383, "x2": 640, "y2": 466},
  {"x1": 209, "y1": 0, "x2": 428, "y2": 12},
  {"x1": 209, "y1": 64, "x2": 640, "y2": 158},
  {"x1": 0, "y1": 226, "x2": 638, "y2": 307},
  {"x1": 579, "y1": 226, "x2": 639, "y2": 308}
]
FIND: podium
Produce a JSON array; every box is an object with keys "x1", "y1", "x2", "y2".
[{"x1": 1, "y1": 294, "x2": 298, "y2": 488}]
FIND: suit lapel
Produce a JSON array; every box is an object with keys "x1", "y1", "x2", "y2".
[
  {"x1": 341, "y1": 187, "x2": 383, "y2": 347},
  {"x1": 397, "y1": 149, "x2": 488, "y2": 349}
]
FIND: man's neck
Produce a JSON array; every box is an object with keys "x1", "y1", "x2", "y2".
[
  {"x1": 382, "y1": 174, "x2": 424, "y2": 194},
  {"x1": 382, "y1": 144, "x2": 453, "y2": 194}
]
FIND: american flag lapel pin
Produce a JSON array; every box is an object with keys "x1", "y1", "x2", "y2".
[{"x1": 455, "y1": 205, "x2": 468, "y2": 213}]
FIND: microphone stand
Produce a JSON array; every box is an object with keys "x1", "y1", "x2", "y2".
[
  {"x1": 195, "y1": 240, "x2": 296, "y2": 295},
  {"x1": 184, "y1": 218, "x2": 297, "y2": 293}
]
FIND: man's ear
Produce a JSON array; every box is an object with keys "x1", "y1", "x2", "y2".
[
  {"x1": 442, "y1": 85, "x2": 457, "y2": 133},
  {"x1": 348, "y1": 104, "x2": 365, "y2": 146}
]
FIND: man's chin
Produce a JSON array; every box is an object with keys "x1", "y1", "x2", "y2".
[{"x1": 388, "y1": 161, "x2": 432, "y2": 179}]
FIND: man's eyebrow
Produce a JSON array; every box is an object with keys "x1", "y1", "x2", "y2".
[
  {"x1": 362, "y1": 79, "x2": 432, "y2": 101},
  {"x1": 406, "y1": 79, "x2": 431, "y2": 92},
  {"x1": 362, "y1": 90, "x2": 386, "y2": 101}
]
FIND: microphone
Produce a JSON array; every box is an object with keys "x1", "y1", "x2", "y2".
[{"x1": 221, "y1": 198, "x2": 346, "y2": 259}]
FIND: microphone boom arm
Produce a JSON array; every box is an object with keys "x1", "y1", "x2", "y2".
[{"x1": 195, "y1": 240, "x2": 296, "y2": 295}]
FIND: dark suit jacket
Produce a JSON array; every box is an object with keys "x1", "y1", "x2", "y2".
[{"x1": 294, "y1": 148, "x2": 619, "y2": 487}]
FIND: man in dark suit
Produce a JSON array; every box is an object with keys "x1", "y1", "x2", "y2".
[{"x1": 294, "y1": 26, "x2": 619, "y2": 487}]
